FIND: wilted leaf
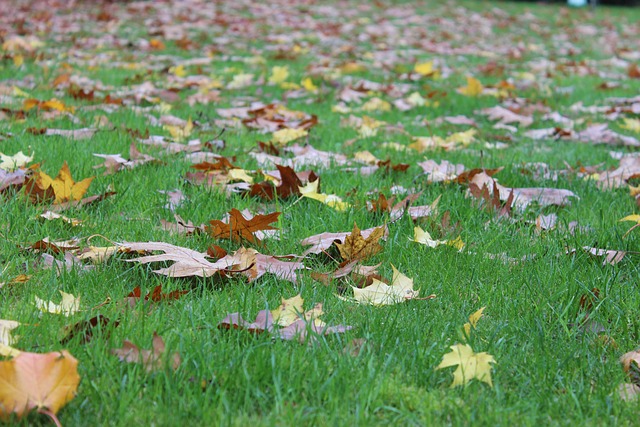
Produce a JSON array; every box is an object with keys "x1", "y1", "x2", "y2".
[{"x1": 336, "y1": 223, "x2": 385, "y2": 262}]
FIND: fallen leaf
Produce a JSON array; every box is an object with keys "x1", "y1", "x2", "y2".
[
  {"x1": 0, "y1": 151, "x2": 33, "y2": 171},
  {"x1": 300, "y1": 224, "x2": 389, "y2": 256},
  {"x1": 336, "y1": 223, "x2": 385, "y2": 262},
  {"x1": 24, "y1": 162, "x2": 94, "y2": 204},
  {"x1": 0, "y1": 350, "x2": 80, "y2": 422},
  {"x1": 299, "y1": 179, "x2": 350, "y2": 211},
  {"x1": 206, "y1": 208, "x2": 280, "y2": 244},
  {"x1": 436, "y1": 343, "x2": 495, "y2": 387},
  {"x1": 463, "y1": 307, "x2": 485, "y2": 337},
  {"x1": 34, "y1": 291, "x2": 81, "y2": 316},
  {"x1": 112, "y1": 332, "x2": 180, "y2": 372},
  {"x1": 60, "y1": 315, "x2": 119, "y2": 345},
  {"x1": 345, "y1": 265, "x2": 428, "y2": 306}
]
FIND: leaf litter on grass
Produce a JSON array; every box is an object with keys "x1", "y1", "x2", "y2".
[{"x1": 1, "y1": 0, "x2": 640, "y2": 424}]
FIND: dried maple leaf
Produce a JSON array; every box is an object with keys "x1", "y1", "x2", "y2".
[
  {"x1": 0, "y1": 169, "x2": 27, "y2": 194},
  {"x1": 247, "y1": 164, "x2": 303, "y2": 200},
  {"x1": 223, "y1": 247, "x2": 305, "y2": 284},
  {"x1": 112, "y1": 332, "x2": 180, "y2": 372},
  {"x1": 123, "y1": 241, "x2": 237, "y2": 277},
  {"x1": 621, "y1": 348, "x2": 640, "y2": 386},
  {"x1": 300, "y1": 225, "x2": 388, "y2": 257},
  {"x1": 24, "y1": 162, "x2": 94, "y2": 204},
  {"x1": 335, "y1": 223, "x2": 385, "y2": 262},
  {"x1": 0, "y1": 350, "x2": 80, "y2": 422},
  {"x1": 436, "y1": 344, "x2": 495, "y2": 388},
  {"x1": 0, "y1": 151, "x2": 33, "y2": 171},
  {"x1": 93, "y1": 143, "x2": 158, "y2": 175},
  {"x1": 206, "y1": 208, "x2": 280, "y2": 244},
  {"x1": 412, "y1": 226, "x2": 465, "y2": 250}
]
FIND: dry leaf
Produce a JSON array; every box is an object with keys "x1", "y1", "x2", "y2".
[
  {"x1": 206, "y1": 208, "x2": 280, "y2": 244},
  {"x1": 112, "y1": 332, "x2": 180, "y2": 372},
  {"x1": 336, "y1": 223, "x2": 385, "y2": 262},
  {"x1": 34, "y1": 291, "x2": 81, "y2": 316},
  {"x1": 0, "y1": 350, "x2": 80, "y2": 421}
]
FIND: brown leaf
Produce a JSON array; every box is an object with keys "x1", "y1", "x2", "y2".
[
  {"x1": 206, "y1": 208, "x2": 280, "y2": 244},
  {"x1": 0, "y1": 350, "x2": 80, "y2": 420},
  {"x1": 335, "y1": 223, "x2": 384, "y2": 262},
  {"x1": 247, "y1": 164, "x2": 303, "y2": 200},
  {"x1": 112, "y1": 332, "x2": 180, "y2": 372}
]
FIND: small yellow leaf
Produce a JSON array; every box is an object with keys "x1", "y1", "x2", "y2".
[
  {"x1": 361, "y1": 97, "x2": 391, "y2": 112},
  {"x1": 463, "y1": 307, "x2": 485, "y2": 336},
  {"x1": 299, "y1": 181, "x2": 350, "y2": 211},
  {"x1": 268, "y1": 66, "x2": 289, "y2": 85},
  {"x1": 620, "y1": 118, "x2": 640, "y2": 133},
  {"x1": 414, "y1": 61, "x2": 434, "y2": 76},
  {"x1": 436, "y1": 343, "x2": 495, "y2": 387},
  {"x1": 170, "y1": 65, "x2": 186, "y2": 77},
  {"x1": 457, "y1": 77, "x2": 484, "y2": 96},
  {"x1": 301, "y1": 77, "x2": 318, "y2": 93}
]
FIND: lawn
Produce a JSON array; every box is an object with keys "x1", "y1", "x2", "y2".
[{"x1": 1, "y1": 0, "x2": 640, "y2": 425}]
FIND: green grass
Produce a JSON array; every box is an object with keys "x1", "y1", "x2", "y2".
[{"x1": 1, "y1": 0, "x2": 640, "y2": 425}]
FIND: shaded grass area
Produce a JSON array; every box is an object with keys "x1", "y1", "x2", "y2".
[{"x1": 1, "y1": 0, "x2": 640, "y2": 425}]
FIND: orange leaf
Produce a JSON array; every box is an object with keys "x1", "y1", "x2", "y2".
[
  {"x1": 0, "y1": 350, "x2": 80, "y2": 420},
  {"x1": 207, "y1": 208, "x2": 280, "y2": 244}
]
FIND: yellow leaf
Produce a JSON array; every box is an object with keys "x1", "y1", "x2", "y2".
[
  {"x1": 446, "y1": 129, "x2": 476, "y2": 146},
  {"x1": 361, "y1": 97, "x2": 391, "y2": 112},
  {"x1": 463, "y1": 307, "x2": 485, "y2": 336},
  {"x1": 227, "y1": 169, "x2": 254, "y2": 183},
  {"x1": 436, "y1": 343, "x2": 495, "y2": 387},
  {"x1": 414, "y1": 61, "x2": 434, "y2": 76},
  {"x1": 34, "y1": 291, "x2": 80, "y2": 316},
  {"x1": 619, "y1": 215, "x2": 640, "y2": 223},
  {"x1": 457, "y1": 77, "x2": 484, "y2": 96},
  {"x1": 406, "y1": 92, "x2": 426, "y2": 107},
  {"x1": 13, "y1": 54, "x2": 23, "y2": 67},
  {"x1": 165, "y1": 118, "x2": 193, "y2": 142},
  {"x1": 353, "y1": 150, "x2": 379, "y2": 165},
  {"x1": 268, "y1": 66, "x2": 289, "y2": 84},
  {"x1": 272, "y1": 127, "x2": 307, "y2": 146},
  {"x1": 270, "y1": 294, "x2": 325, "y2": 327},
  {"x1": 299, "y1": 180, "x2": 350, "y2": 211},
  {"x1": 621, "y1": 118, "x2": 640, "y2": 133},
  {"x1": 170, "y1": 65, "x2": 186, "y2": 77},
  {"x1": 0, "y1": 344, "x2": 21, "y2": 357},
  {"x1": 301, "y1": 77, "x2": 318, "y2": 93},
  {"x1": 349, "y1": 265, "x2": 420, "y2": 306}
]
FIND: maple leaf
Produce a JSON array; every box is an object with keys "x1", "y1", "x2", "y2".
[
  {"x1": 0, "y1": 350, "x2": 80, "y2": 422},
  {"x1": 436, "y1": 344, "x2": 496, "y2": 387},
  {"x1": 300, "y1": 225, "x2": 388, "y2": 256},
  {"x1": 24, "y1": 162, "x2": 94, "y2": 204},
  {"x1": 344, "y1": 265, "x2": 429, "y2": 306},
  {"x1": 112, "y1": 332, "x2": 180, "y2": 372},
  {"x1": 247, "y1": 164, "x2": 304, "y2": 200},
  {"x1": 272, "y1": 128, "x2": 308, "y2": 146},
  {"x1": 336, "y1": 223, "x2": 385, "y2": 263},
  {"x1": 299, "y1": 179, "x2": 350, "y2": 211},
  {"x1": 414, "y1": 61, "x2": 435, "y2": 76},
  {"x1": 34, "y1": 291, "x2": 80, "y2": 316},
  {"x1": 224, "y1": 247, "x2": 305, "y2": 284},
  {"x1": 123, "y1": 241, "x2": 237, "y2": 277},
  {"x1": 206, "y1": 208, "x2": 280, "y2": 244}
]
